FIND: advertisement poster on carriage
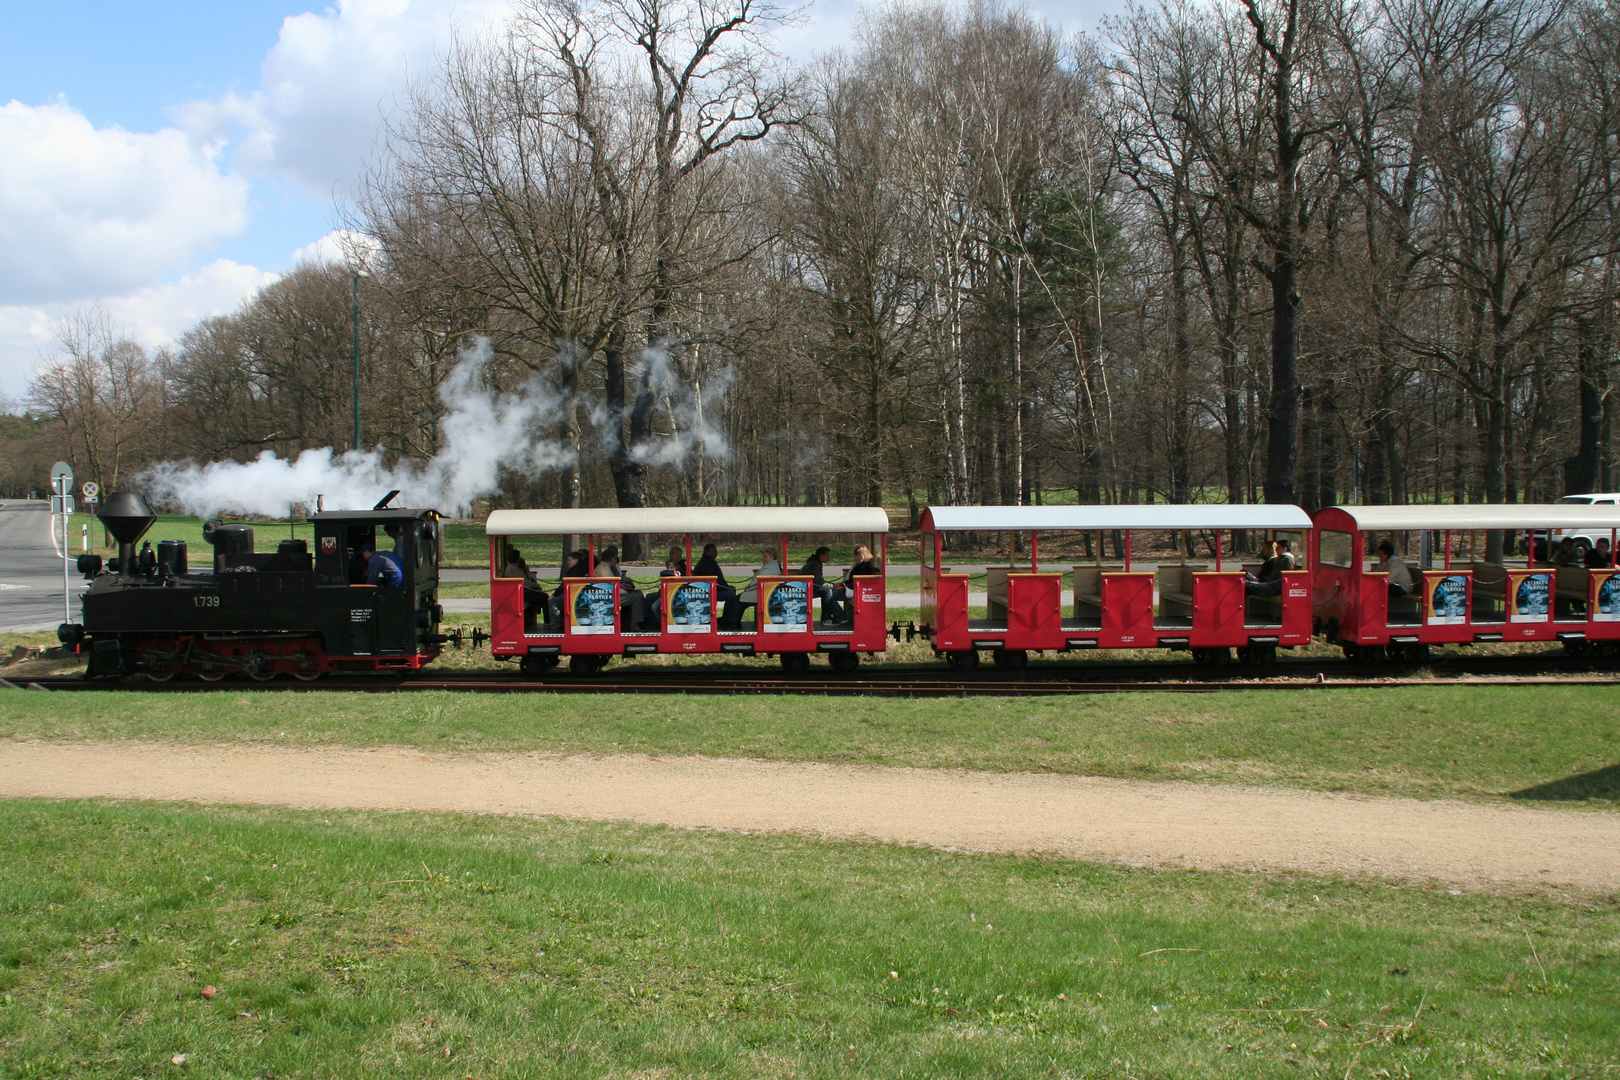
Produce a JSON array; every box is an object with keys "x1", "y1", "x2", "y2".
[
  {"x1": 664, "y1": 579, "x2": 714, "y2": 633},
  {"x1": 567, "y1": 580, "x2": 617, "y2": 634},
  {"x1": 1595, "y1": 571, "x2": 1620, "y2": 622},
  {"x1": 1426, "y1": 574, "x2": 1470, "y2": 625},
  {"x1": 1508, "y1": 570, "x2": 1551, "y2": 623},
  {"x1": 761, "y1": 579, "x2": 810, "y2": 633}
]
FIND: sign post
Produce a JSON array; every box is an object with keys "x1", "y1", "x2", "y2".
[
  {"x1": 50, "y1": 462, "x2": 74, "y2": 626},
  {"x1": 81, "y1": 482, "x2": 99, "y2": 556}
]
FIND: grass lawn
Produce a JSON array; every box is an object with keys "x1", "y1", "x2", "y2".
[
  {"x1": 3, "y1": 682, "x2": 1617, "y2": 806},
  {"x1": 1, "y1": 800, "x2": 1613, "y2": 1079}
]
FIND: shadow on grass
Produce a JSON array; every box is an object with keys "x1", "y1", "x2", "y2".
[{"x1": 1509, "y1": 764, "x2": 1620, "y2": 802}]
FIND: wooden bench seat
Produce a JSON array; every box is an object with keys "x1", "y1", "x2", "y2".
[{"x1": 1155, "y1": 564, "x2": 1206, "y2": 616}]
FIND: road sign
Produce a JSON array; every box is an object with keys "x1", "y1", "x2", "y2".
[
  {"x1": 81, "y1": 481, "x2": 99, "y2": 499},
  {"x1": 51, "y1": 461, "x2": 74, "y2": 495}
]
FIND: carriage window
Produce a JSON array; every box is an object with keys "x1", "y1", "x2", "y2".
[
  {"x1": 922, "y1": 536, "x2": 934, "y2": 569},
  {"x1": 1319, "y1": 530, "x2": 1354, "y2": 568}
]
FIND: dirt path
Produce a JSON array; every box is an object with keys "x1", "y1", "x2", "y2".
[{"x1": 2, "y1": 739, "x2": 1615, "y2": 893}]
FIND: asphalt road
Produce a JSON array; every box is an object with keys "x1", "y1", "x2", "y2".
[{"x1": 0, "y1": 500, "x2": 89, "y2": 634}]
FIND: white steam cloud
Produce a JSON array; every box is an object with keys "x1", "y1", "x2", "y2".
[
  {"x1": 626, "y1": 346, "x2": 733, "y2": 467},
  {"x1": 141, "y1": 339, "x2": 571, "y2": 517}
]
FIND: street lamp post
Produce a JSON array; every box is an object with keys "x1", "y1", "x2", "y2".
[{"x1": 351, "y1": 269, "x2": 361, "y2": 453}]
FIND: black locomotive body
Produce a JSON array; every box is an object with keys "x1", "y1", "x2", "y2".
[{"x1": 68, "y1": 493, "x2": 446, "y2": 680}]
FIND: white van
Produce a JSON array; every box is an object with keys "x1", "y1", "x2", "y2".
[{"x1": 1553, "y1": 493, "x2": 1620, "y2": 559}]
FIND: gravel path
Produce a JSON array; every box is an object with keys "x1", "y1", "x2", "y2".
[{"x1": 3, "y1": 740, "x2": 1614, "y2": 893}]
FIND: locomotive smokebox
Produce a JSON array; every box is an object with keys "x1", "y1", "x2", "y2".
[{"x1": 97, "y1": 492, "x2": 156, "y2": 576}]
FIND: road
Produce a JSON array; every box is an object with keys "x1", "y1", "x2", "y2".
[{"x1": 0, "y1": 500, "x2": 88, "y2": 633}]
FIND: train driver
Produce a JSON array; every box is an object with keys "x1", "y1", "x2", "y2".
[{"x1": 361, "y1": 539, "x2": 405, "y2": 587}]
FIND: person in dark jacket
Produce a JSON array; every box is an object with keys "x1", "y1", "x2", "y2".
[
  {"x1": 694, "y1": 542, "x2": 740, "y2": 625},
  {"x1": 1585, "y1": 538, "x2": 1613, "y2": 569},
  {"x1": 800, "y1": 545, "x2": 843, "y2": 624}
]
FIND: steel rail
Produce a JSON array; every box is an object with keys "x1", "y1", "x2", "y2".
[{"x1": 12, "y1": 663, "x2": 1618, "y2": 697}]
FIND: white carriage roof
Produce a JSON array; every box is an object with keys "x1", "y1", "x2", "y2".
[
  {"x1": 1327, "y1": 504, "x2": 1620, "y2": 531},
  {"x1": 486, "y1": 506, "x2": 891, "y2": 536},
  {"x1": 924, "y1": 504, "x2": 1314, "y2": 532}
]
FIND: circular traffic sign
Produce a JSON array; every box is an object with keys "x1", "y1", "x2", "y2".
[{"x1": 81, "y1": 481, "x2": 99, "y2": 499}]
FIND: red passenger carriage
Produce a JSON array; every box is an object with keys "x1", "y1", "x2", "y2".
[
  {"x1": 486, "y1": 507, "x2": 891, "y2": 674},
  {"x1": 1311, "y1": 505, "x2": 1620, "y2": 662},
  {"x1": 917, "y1": 505, "x2": 1315, "y2": 669}
]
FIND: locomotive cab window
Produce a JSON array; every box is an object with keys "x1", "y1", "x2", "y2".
[{"x1": 347, "y1": 525, "x2": 378, "y2": 583}]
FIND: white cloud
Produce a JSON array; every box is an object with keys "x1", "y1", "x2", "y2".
[
  {"x1": 0, "y1": 101, "x2": 251, "y2": 306},
  {"x1": 289, "y1": 228, "x2": 382, "y2": 270},
  {"x1": 179, "y1": 0, "x2": 512, "y2": 198},
  {"x1": 0, "y1": 259, "x2": 276, "y2": 402}
]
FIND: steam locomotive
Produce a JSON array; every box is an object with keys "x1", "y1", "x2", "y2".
[{"x1": 63, "y1": 492, "x2": 449, "y2": 680}]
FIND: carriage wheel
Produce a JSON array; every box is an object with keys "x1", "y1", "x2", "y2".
[
  {"x1": 828, "y1": 650, "x2": 861, "y2": 673},
  {"x1": 779, "y1": 653, "x2": 811, "y2": 674},
  {"x1": 945, "y1": 650, "x2": 979, "y2": 672},
  {"x1": 991, "y1": 649, "x2": 1028, "y2": 670}
]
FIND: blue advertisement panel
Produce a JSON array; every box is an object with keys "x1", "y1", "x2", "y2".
[
  {"x1": 1510, "y1": 571, "x2": 1551, "y2": 623},
  {"x1": 1595, "y1": 571, "x2": 1620, "y2": 623},
  {"x1": 761, "y1": 579, "x2": 810, "y2": 633},
  {"x1": 1426, "y1": 574, "x2": 1469, "y2": 625},
  {"x1": 567, "y1": 580, "x2": 617, "y2": 635},
  {"x1": 665, "y1": 579, "x2": 714, "y2": 634}
]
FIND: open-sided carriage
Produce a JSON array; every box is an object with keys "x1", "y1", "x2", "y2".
[
  {"x1": 486, "y1": 507, "x2": 892, "y2": 675},
  {"x1": 917, "y1": 505, "x2": 1315, "y2": 669},
  {"x1": 1311, "y1": 504, "x2": 1620, "y2": 662}
]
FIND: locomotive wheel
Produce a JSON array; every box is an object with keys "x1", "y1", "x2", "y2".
[
  {"x1": 779, "y1": 652, "x2": 811, "y2": 673},
  {"x1": 991, "y1": 648, "x2": 1028, "y2": 670},
  {"x1": 944, "y1": 650, "x2": 979, "y2": 671},
  {"x1": 138, "y1": 670, "x2": 175, "y2": 683},
  {"x1": 291, "y1": 672, "x2": 323, "y2": 682},
  {"x1": 196, "y1": 670, "x2": 226, "y2": 682},
  {"x1": 828, "y1": 650, "x2": 861, "y2": 673}
]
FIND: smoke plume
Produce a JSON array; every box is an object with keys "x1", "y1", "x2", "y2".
[{"x1": 140, "y1": 339, "x2": 572, "y2": 517}]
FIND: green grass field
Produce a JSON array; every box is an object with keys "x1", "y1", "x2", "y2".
[
  {"x1": 2, "y1": 683, "x2": 1616, "y2": 806},
  {"x1": 1, "y1": 800, "x2": 1613, "y2": 1079}
]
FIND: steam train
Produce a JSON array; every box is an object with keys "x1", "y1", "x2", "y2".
[
  {"x1": 62, "y1": 493, "x2": 1620, "y2": 680},
  {"x1": 63, "y1": 492, "x2": 449, "y2": 680}
]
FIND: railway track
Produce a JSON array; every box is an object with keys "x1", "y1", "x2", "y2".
[{"x1": 8, "y1": 654, "x2": 1618, "y2": 696}]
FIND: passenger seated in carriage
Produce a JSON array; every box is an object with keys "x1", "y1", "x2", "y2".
[
  {"x1": 1373, "y1": 540, "x2": 1416, "y2": 603},
  {"x1": 827, "y1": 545, "x2": 881, "y2": 618},
  {"x1": 799, "y1": 545, "x2": 843, "y2": 624},
  {"x1": 1244, "y1": 538, "x2": 1294, "y2": 596},
  {"x1": 503, "y1": 546, "x2": 550, "y2": 625},
  {"x1": 723, "y1": 547, "x2": 781, "y2": 629},
  {"x1": 594, "y1": 545, "x2": 649, "y2": 629}
]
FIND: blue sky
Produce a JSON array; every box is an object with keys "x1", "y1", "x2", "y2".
[{"x1": 0, "y1": 0, "x2": 1122, "y2": 404}]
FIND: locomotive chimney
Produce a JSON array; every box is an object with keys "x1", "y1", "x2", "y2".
[{"x1": 96, "y1": 492, "x2": 156, "y2": 576}]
